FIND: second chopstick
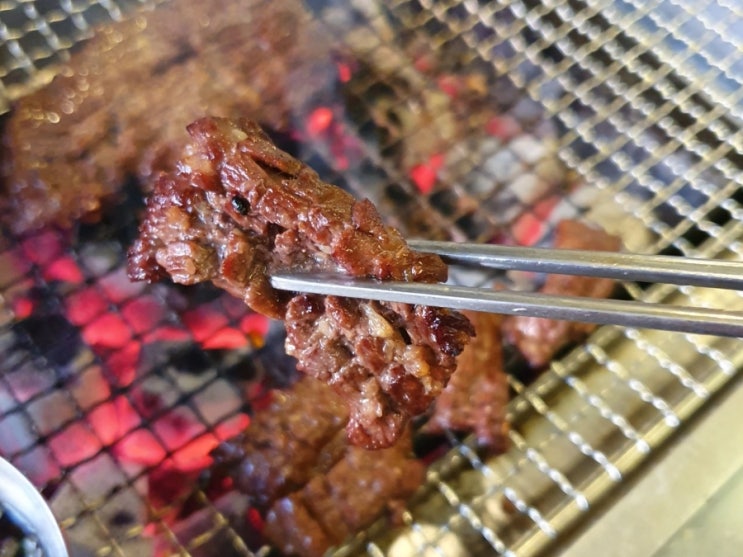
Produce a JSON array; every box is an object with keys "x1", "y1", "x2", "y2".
[
  {"x1": 408, "y1": 240, "x2": 743, "y2": 291},
  {"x1": 270, "y1": 274, "x2": 743, "y2": 338}
]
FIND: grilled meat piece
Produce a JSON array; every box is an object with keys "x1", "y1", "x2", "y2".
[
  {"x1": 128, "y1": 117, "x2": 474, "y2": 448},
  {"x1": 503, "y1": 219, "x2": 622, "y2": 367},
  {"x1": 425, "y1": 311, "x2": 509, "y2": 451},
  {"x1": 1, "y1": 0, "x2": 335, "y2": 234},
  {"x1": 284, "y1": 294, "x2": 475, "y2": 448},
  {"x1": 210, "y1": 377, "x2": 348, "y2": 509},
  {"x1": 263, "y1": 426, "x2": 423, "y2": 557},
  {"x1": 211, "y1": 377, "x2": 424, "y2": 557}
]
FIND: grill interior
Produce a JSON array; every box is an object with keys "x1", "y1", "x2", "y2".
[{"x1": 2, "y1": 0, "x2": 743, "y2": 556}]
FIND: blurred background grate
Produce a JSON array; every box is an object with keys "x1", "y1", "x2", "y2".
[{"x1": 1, "y1": 1, "x2": 743, "y2": 556}]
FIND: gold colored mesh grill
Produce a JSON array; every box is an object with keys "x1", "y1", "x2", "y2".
[{"x1": 1, "y1": 1, "x2": 742, "y2": 556}]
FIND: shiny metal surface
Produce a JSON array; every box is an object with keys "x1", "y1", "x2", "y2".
[
  {"x1": 271, "y1": 272, "x2": 743, "y2": 337},
  {"x1": 0, "y1": 1, "x2": 742, "y2": 557},
  {"x1": 554, "y1": 370, "x2": 743, "y2": 557},
  {"x1": 409, "y1": 239, "x2": 743, "y2": 290}
]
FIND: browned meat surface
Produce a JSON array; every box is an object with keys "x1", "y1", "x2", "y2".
[
  {"x1": 211, "y1": 377, "x2": 424, "y2": 557},
  {"x1": 263, "y1": 427, "x2": 424, "y2": 557},
  {"x1": 284, "y1": 295, "x2": 474, "y2": 448},
  {"x1": 503, "y1": 220, "x2": 622, "y2": 367},
  {"x1": 2, "y1": 0, "x2": 335, "y2": 234},
  {"x1": 263, "y1": 496, "x2": 332, "y2": 557},
  {"x1": 210, "y1": 378, "x2": 348, "y2": 509},
  {"x1": 128, "y1": 117, "x2": 474, "y2": 448},
  {"x1": 425, "y1": 311, "x2": 509, "y2": 451}
]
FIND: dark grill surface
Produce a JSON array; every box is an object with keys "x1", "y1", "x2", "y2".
[{"x1": 2, "y1": 1, "x2": 743, "y2": 556}]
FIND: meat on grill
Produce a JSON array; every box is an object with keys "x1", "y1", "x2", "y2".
[
  {"x1": 128, "y1": 117, "x2": 474, "y2": 449},
  {"x1": 210, "y1": 377, "x2": 348, "y2": 509},
  {"x1": 264, "y1": 431, "x2": 423, "y2": 557},
  {"x1": 503, "y1": 219, "x2": 622, "y2": 367},
  {"x1": 1, "y1": 0, "x2": 335, "y2": 234},
  {"x1": 424, "y1": 311, "x2": 509, "y2": 452},
  {"x1": 211, "y1": 377, "x2": 424, "y2": 557}
]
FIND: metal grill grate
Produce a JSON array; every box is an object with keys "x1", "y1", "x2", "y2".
[{"x1": 1, "y1": 1, "x2": 743, "y2": 556}]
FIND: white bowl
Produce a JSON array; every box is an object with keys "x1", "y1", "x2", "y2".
[{"x1": 0, "y1": 457, "x2": 68, "y2": 557}]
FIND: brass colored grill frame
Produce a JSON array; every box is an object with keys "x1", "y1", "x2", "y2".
[{"x1": 1, "y1": 1, "x2": 743, "y2": 556}]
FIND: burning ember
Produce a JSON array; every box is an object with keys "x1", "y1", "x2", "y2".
[
  {"x1": 0, "y1": 223, "x2": 264, "y2": 554},
  {"x1": 0, "y1": 9, "x2": 601, "y2": 555},
  {"x1": 410, "y1": 153, "x2": 445, "y2": 195}
]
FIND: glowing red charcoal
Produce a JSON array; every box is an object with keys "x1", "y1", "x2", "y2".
[
  {"x1": 48, "y1": 422, "x2": 102, "y2": 467},
  {"x1": 182, "y1": 304, "x2": 229, "y2": 344},
  {"x1": 142, "y1": 325, "x2": 191, "y2": 344},
  {"x1": 301, "y1": 105, "x2": 363, "y2": 171},
  {"x1": 116, "y1": 429, "x2": 166, "y2": 466},
  {"x1": 240, "y1": 313, "x2": 269, "y2": 347},
  {"x1": 437, "y1": 74, "x2": 461, "y2": 99},
  {"x1": 21, "y1": 229, "x2": 67, "y2": 265},
  {"x1": 512, "y1": 196, "x2": 560, "y2": 246},
  {"x1": 247, "y1": 507, "x2": 264, "y2": 533},
  {"x1": 413, "y1": 51, "x2": 435, "y2": 73},
  {"x1": 306, "y1": 107, "x2": 334, "y2": 136},
  {"x1": 65, "y1": 287, "x2": 107, "y2": 326},
  {"x1": 410, "y1": 152, "x2": 444, "y2": 195},
  {"x1": 105, "y1": 340, "x2": 141, "y2": 387},
  {"x1": 146, "y1": 465, "x2": 198, "y2": 519},
  {"x1": 122, "y1": 295, "x2": 166, "y2": 334},
  {"x1": 202, "y1": 327, "x2": 248, "y2": 350},
  {"x1": 512, "y1": 212, "x2": 546, "y2": 247},
  {"x1": 82, "y1": 312, "x2": 132, "y2": 349},
  {"x1": 88, "y1": 395, "x2": 140, "y2": 446},
  {"x1": 168, "y1": 414, "x2": 249, "y2": 471},
  {"x1": 115, "y1": 405, "x2": 248, "y2": 471},
  {"x1": 11, "y1": 296, "x2": 34, "y2": 319},
  {"x1": 44, "y1": 255, "x2": 84, "y2": 284},
  {"x1": 534, "y1": 195, "x2": 561, "y2": 219},
  {"x1": 485, "y1": 115, "x2": 522, "y2": 141},
  {"x1": 335, "y1": 60, "x2": 353, "y2": 83},
  {"x1": 138, "y1": 412, "x2": 251, "y2": 550}
]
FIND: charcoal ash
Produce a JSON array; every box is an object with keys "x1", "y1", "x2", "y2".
[
  {"x1": 161, "y1": 282, "x2": 225, "y2": 310},
  {"x1": 165, "y1": 345, "x2": 217, "y2": 376},
  {"x1": 0, "y1": 4, "x2": 669, "y2": 556},
  {"x1": 13, "y1": 314, "x2": 81, "y2": 371},
  {"x1": 9, "y1": 287, "x2": 85, "y2": 376}
]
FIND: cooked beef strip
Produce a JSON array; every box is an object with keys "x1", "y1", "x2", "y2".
[
  {"x1": 284, "y1": 294, "x2": 475, "y2": 448},
  {"x1": 1, "y1": 0, "x2": 335, "y2": 234},
  {"x1": 503, "y1": 219, "x2": 622, "y2": 368},
  {"x1": 211, "y1": 376, "x2": 424, "y2": 557},
  {"x1": 263, "y1": 495, "x2": 332, "y2": 557},
  {"x1": 263, "y1": 425, "x2": 423, "y2": 557},
  {"x1": 128, "y1": 117, "x2": 474, "y2": 448},
  {"x1": 425, "y1": 311, "x2": 509, "y2": 452},
  {"x1": 210, "y1": 377, "x2": 348, "y2": 509}
]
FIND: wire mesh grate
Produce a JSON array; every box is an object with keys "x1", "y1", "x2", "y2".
[{"x1": 1, "y1": 1, "x2": 743, "y2": 556}]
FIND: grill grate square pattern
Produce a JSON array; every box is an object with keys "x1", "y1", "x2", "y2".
[{"x1": 1, "y1": 1, "x2": 743, "y2": 556}]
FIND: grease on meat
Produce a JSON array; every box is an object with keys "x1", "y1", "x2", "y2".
[
  {"x1": 2, "y1": 0, "x2": 335, "y2": 233},
  {"x1": 128, "y1": 117, "x2": 474, "y2": 448},
  {"x1": 503, "y1": 219, "x2": 621, "y2": 367},
  {"x1": 211, "y1": 377, "x2": 424, "y2": 557},
  {"x1": 425, "y1": 311, "x2": 509, "y2": 452}
]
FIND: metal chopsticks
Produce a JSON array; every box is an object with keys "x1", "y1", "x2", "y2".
[
  {"x1": 407, "y1": 240, "x2": 743, "y2": 290},
  {"x1": 270, "y1": 241, "x2": 743, "y2": 338}
]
